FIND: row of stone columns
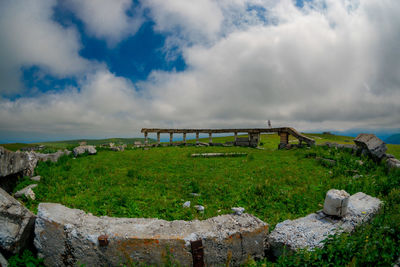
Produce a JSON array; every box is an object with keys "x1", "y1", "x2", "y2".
[{"x1": 144, "y1": 131, "x2": 266, "y2": 146}]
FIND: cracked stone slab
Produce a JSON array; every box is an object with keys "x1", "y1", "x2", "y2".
[
  {"x1": 267, "y1": 192, "x2": 382, "y2": 257},
  {"x1": 0, "y1": 187, "x2": 35, "y2": 254},
  {"x1": 34, "y1": 203, "x2": 268, "y2": 266}
]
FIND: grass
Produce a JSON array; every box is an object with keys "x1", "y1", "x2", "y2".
[{"x1": 12, "y1": 133, "x2": 400, "y2": 265}]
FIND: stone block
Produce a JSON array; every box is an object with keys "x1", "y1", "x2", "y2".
[
  {"x1": 323, "y1": 189, "x2": 350, "y2": 217},
  {"x1": 0, "y1": 188, "x2": 35, "y2": 254},
  {"x1": 267, "y1": 192, "x2": 381, "y2": 257},
  {"x1": 34, "y1": 203, "x2": 268, "y2": 266},
  {"x1": 354, "y1": 134, "x2": 387, "y2": 159}
]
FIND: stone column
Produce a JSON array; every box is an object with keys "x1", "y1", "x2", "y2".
[
  {"x1": 209, "y1": 133, "x2": 212, "y2": 144},
  {"x1": 183, "y1": 133, "x2": 186, "y2": 144},
  {"x1": 234, "y1": 132, "x2": 238, "y2": 142},
  {"x1": 144, "y1": 132, "x2": 148, "y2": 145},
  {"x1": 196, "y1": 132, "x2": 199, "y2": 144},
  {"x1": 170, "y1": 133, "x2": 173, "y2": 145},
  {"x1": 157, "y1": 132, "x2": 160, "y2": 145}
]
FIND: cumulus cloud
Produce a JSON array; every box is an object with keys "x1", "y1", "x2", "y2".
[
  {"x1": 1, "y1": 0, "x2": 400, "y2": 141},
  {"x1": 64, "y1": 0, "x2": 143, "y2": 46},
  {"x1": 0, "y1": 0, "x2": 93, "y2": 94}
]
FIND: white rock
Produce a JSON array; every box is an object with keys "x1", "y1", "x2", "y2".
[
  {"x1": 232, "y1": 207, "x2": 245, "y2": 215},
  {"x1": 183, "y1": 201, "x2": 190, "y2": 208},
  {"x1": 194, "y1": 205, "x2": 204, "y2": 212},
  {"x1": 30, "y1": 175, "x2": 41, "y2": 182},
  {"x1": 0, "y1": 251, "x2": 8, "y2": 267},
  {"x1": 323, "y1": 189, "x2": 350, "y2": 217},
  {"x1": 14, "y1": 184, "x2": 38, "y2": 200}
]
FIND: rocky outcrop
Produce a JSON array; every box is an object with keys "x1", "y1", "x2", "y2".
[
  {"x1": 354, "y1": 134, "x2": 387, "y2": 159},
  {"x1": 267, "y1": 192, "x2": 381, "y2": 257},
  {"x1": 0, "y1": 188, "x2": 35, "y2": 254},
  {"x1": 73, "y1": 145, "x2": 97, "y2": 157},
  {"x1": 34, "y1": 203, "x2": 268, "y2": 266}
]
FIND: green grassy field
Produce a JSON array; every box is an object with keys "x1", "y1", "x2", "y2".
[{"x1": 10, "y1": 133, "x2": 400, "y2": 266}]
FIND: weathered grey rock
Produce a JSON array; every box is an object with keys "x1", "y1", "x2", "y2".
[
  {"x1": 0, "y1": 188, "x2": 35, "y2": 254},
  {"x1": 191, "y1": 153, "x2": 247, "y2": 158},
  {"x1": 30, "y1": 175, "x2": 41, "y2": 182},
  {"x1": 323, "y1": 189, "x2": 350, "y2": 217},
  {"x1": 354, "y1": 134, "x2": 387, "y2": 159},
  {"x1": 34, "y1": 203, "x2": 268, "y2": 266},
  {"x1": 183, "y1": 201, "x2": 191, "y2": 208},
  {"x1": 0, "y1": 252, "x2": 8, "y2": 267},
  {"x1": 14, "y1": 184, "x2": 38, "y2": 200},
  {"x1": 190, "y1": 193, "x2": 200, "y2": 197},
  {"x1": 268, "y1": 192, "x2": 381, "y2": 257},
  {"x1": 34, "y1": 150, "x2": 71, "y2": 163},
  {"x1": 387, "y1": 158, "x2": 400, "y2": 169},
  {"x1": 73, "y1": 145, "x2": 97, "y2": 157},
  {"x1": 0, "y1": 147, "x2": 33, "y2": 178},
  {"x1": 232, "y1": 207, "x2": 245, "y2": 216}
]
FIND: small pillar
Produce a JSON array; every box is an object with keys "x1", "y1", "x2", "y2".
[
  {"x1": 278, "y1": 132, "x2": 289, "y2": 149},
  {"x1": 157, "y1": 132, "x2": 160, "y2": 145},
  {"x1": 169, "y1": 132, "x2": 173, "y2": 145},
  {"x1": 144, "y1": 132, "x2": 148, "y2": 145},
  {"x1": 183, "y1": 133, "x2": 186, "y2": 144},
  {"x1": 234, "y1": 132, "x2": 238, "y2": 142},
  {"x1": 196, "y1": 132, "x2": 199, "y2": 144},
  {"x1": 209, "y1": 133, "x2": 212, "y2": 144}
]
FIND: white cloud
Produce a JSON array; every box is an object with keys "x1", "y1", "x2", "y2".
[
  {"x1": 64, "y1": 0, "x2": 143, "y2": 46},
  {"x1": 0, "y1": 0, "x2": 93, "y2": 94},
  {"x1": 1, "y1": 0, "x2": 400, "y2": 141}
]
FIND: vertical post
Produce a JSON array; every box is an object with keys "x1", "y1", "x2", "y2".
[
  {"x1": 170, "y1": 132, "x2": 173, "y2": 145},
  {"x1": 183, "y1": 132, "x2": 186, "y2": 144},
  {"x1": 209, "y1": 133, "x2": 212, "y2": 144},
  {"x1": 278, "y1": 132, "x2": 289, "y2": 149},
  {"x1": 157, "y1": 132, "x2": 160, "y2": 145},
  {"x1": 144, "y1": 132, "x2": 148, "y2": 145},
  {"x1": 196, "y1": 132, "x2": 199, "y2": 144},
  {"x1": 234, "y1": 132, "x2": 238, "y2": 142}
]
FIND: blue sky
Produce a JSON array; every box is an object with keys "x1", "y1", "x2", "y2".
[{"x1": 0, "y1": 0, "x2": 399, "y2": 143}]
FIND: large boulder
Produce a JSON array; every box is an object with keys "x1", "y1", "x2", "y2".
[
  {"x1": 354, "y1": 134, "x2": 387, "y2": 159},
  {"x1": 34, "y1": 203, "x2": 268, "y2": 266},
  {"x1": 0, "y1": 188, "x2": 35, "y2": 254},
  {"x1": 0, "y1": 147, "x2": 33, "y2": 178},
  {"x1": 267, "y1": 192, "x2": 381, "y2": 257},
  {"x1": 73, "y1": 145, "x2": 97, "y2": 157}
]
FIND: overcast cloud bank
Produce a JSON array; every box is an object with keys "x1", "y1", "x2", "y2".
[{"x1": 0, "y1": 0, "x2": 399, "y2": 142}]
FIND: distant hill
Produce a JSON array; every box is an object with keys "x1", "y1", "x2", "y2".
[{"x1": 386, "y1": 134, "x2": 400, "y2": 144}]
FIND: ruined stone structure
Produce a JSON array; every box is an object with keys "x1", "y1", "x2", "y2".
[{"x1": 141, "y1": 127, "x2": 315, "y2": 148}]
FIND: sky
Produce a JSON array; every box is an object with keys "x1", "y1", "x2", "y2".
[{"x1": 0, "y1": 0, "x2": 399, "y2": 143}]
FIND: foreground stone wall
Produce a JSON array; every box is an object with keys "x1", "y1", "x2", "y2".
[{"x1": 34, "y1": 203, "x2": 268, "y2": 266}]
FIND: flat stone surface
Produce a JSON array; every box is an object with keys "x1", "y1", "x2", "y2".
[
  {"x1": 268, "y1": 192, "x2": 381, "y2": 257},
  {"x1": 35, "y1": 203, "x2": 268, "y2": 266},
  {"x1": 0, "y1": 188, "x2": 35, "y2": 254}
]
